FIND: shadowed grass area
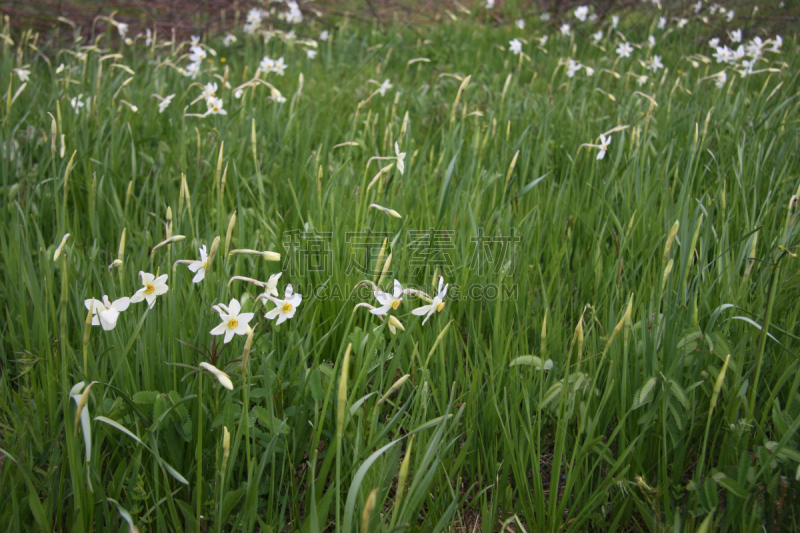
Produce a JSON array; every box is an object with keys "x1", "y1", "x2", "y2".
[{"x1": 0, "y1": 6, "x2": 799, "y2": 532}]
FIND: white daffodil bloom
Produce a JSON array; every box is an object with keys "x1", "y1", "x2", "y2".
[
  {"x1": 616, "y1": 42, "x2": 633, "y2": 58},
  {"x1": 585, "y1": 66, "x2": 595, "y2": 77},
  {"x1": 769, "y1": 35, "x2": 782, "y2": 53},
  {"x1": 14, "y1": 68, "x2": 30, "y2": 82},
  {"x1": 130, "y1": 271, "x2": 169, "y2": 308},
  {"x1": 560, "y1": 24, "x2": 571, "y2": 37},
  {"x1": 191, "y1": 35, "x2": 201, "y2": 46},
  {"x1": 515, "y1": 19, "x2": 525, "y2": 29},
  {"x1": 566, "y1": 59, "x2": 582, "y2": 78},
  {"x1": 185, "y1": 62, "x2": 201, "y2": 79},
  {"x1": 265, "y1": 285, "x2": 302, "y2": 325},
  {"x1": 158, "y1": 94, "x2": 175, "y2": 113},
  {"x1": 145, "y1": 28, "x2": 152, "y2": 46},
  {"x1": 509, "y1": 38, "x2": 522, "y2": 55},
  {"x1": 185, "y1": 245, "x2": 209, "y2": 282},
  {"x1": 714, "y1": 71, "x2": 727, "y2": 88},
  {"x1": 202, "y1": 82, "x2": 218, "y2": 101},
  {"x1": 371, "y1": 280, "x2": 404, "y2": 316},
  {"x1": 574, "y1": 6, "x2": 589, "y2": 22},
  {"x1": 117, "y1": 22, "x2": 129, "y2": 38},
  {"x1": 658, "y1": 17, "x2": 666, "y2": 29},
  {"x1": 612, "y1": 15, "x2": 619, "y2": 29},
  {"x1": 222, "y1": 33, "x2": 237, "y2": 46},
  {"x1": 205, "y1": 96, "x2": 227, "y2": 116},
  {"x1": 70, "y1": 94, "x2": 85, "y2": 114},
  {"x1": 199, "y1": 362, "x2": 233, "y2": 390},
  {"x1": 648, "y1": 55, "x2": 664, "y2": 72},
  {"x1": 677, "y1": 18, "x2": 689, "y2": 29},
  {"x1": 189, "y1": 45, "x2": 207, "y2": 63},
  {"x1": 411, "y1": 277, "x2": 449, "y2": 325},
  {"x1": 730, "y1": 29, "x2": 742, "y2": 43},
  {"x1": 306, "y1": 49, "x2": 317, "y2": 59},
  {"x1": 378, "y1": 79, "x2": 392, "y2": 96},
  {"x1": 262, "y1": 272, "x2": 283, "y2": 298},
  {"x1": 320, "y1": 30, "x2": 329, "y2": 41},
  {"x1": 210, "y1": 298, "x2": 254, "y2": 343},
  {"x1": 597, "y1": 134, "x2": 611, "y2": 160},
  {"x1": 709, "y1": 38, "x2": 720, "y2": 48},
  {"x1": 591, "y1": 31, "x2": 603, "y2": 43},
  {"x1": 395, "y1": 142, "x2": 406, "y2": 174},
  {"x1": 273, "y1": 57, "x2": 287, "y2": 76},
  {"x1": 84, "y1": 295, "x2": 130, "y2": 331},
  {"x1": 713, "y1": 45, "x2": 732, "y2": 63},
  {"x1": 260, "y1": 56, "x2": 275, "y2": 73}
]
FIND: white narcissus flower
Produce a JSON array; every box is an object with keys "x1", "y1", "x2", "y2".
[
  {"x1": 611, "y1": 15, "x2": 619, "y2": 29},
  {"x1": 411, "y1": 277, "x2": 449, "y2": 325},
  {"x1": 260, "y1": 56, "x2": 275, "y2": 73},
  {"x1": 189, "y1": 45, "x2": 207, "y2": 63},
  {"x1": 509, "y1": 38, "x2": 522, "y2": 55},
  {"x1": 714, "y1": 71, "x2": 727, "y2": 88},
  {"x1": 205, "y1": 96, "x2": 227, "y2": 116},
  {"x1": 597, "y1": 134, "x2": 611, "y2": 160},
  {"x1": 14, "y1": 68, "x2": 30, "y2": 82},
  {"x1": 648, "y1": 55, "x2": 664, "y2": 72},
  {"x1": 378, "y1": 79, "x2": 392, "y2": 96},
  {"x1": 130, "y1": 271, "x2": 169, "y2": 308},
  {"x1": 395, "y1": 142, "x2": 406, "y2": 175},
  {"x1": 234, "y1": 89, "x2": 243, "y2": 99},
  {"x1": 85, "y1": 295, "x2": 130, "y2": 331},
  {"x1": 616, "y1": 42, "x2": 633, "y2": 58},
  {"x1": 566, "y1": 59, "x2": 582, "y2": 78},
  {"x1": 709, "y1": 37, "x2": 720, "y2": 48},
  {"x1": 202, "y1": 82, "x2": 218, "y2": 101},
  {"x1": 584, "y1": 66, "x2": 594, "y2": 77},
  {"x1": 560, "y1": 24, "x2": 571, "y2": 36},
  {"x1": 658, "y1": 17, "x2": 666, "y2": 29},
  {"x1": 306, "y1": 49, "x2": 317, "y2": 59},
  {"x1": 191, "y1": 35, "x2": 201, "y2": 46},
  {"x1": 222, "y1": 33, "x2": 237, "y2": 46},
  {"x1": 515, "y1": 19, "x2": 525, "y2": 30},
  {"x1": 273, "y1": 57, "x2": 287, "y2": 76},
  {"x1": 158, "y1": 94, "x2": 175, "y2": 113},
  {"x1": 210, "y1": 298, "x2": 254, "y2": 343},
  {"x1": 199, "y1": 362, "x2": 234, "y2": 390},
  {"x1": 320, "y1": 30, "x2": 330, "y2": 41},
  {"x1": 730, "y1": 29, "x2": 742, "y2": 43},
  {"x1": 70, "y1": 94, "x2": 85, "y2": 114},
  {"x1": 145, "y1": 28, "x2": 152, "y2": 46},
  {"x1": 117, "y1": 22, "x2": 129, "y2": 38},
  {"x1": 265, "y1": 285, "x2": 302, "y2": 325},
  {"x1": 591, "y1": 31, "x2": 603, "y2": 43},
  {"x1": 574, "y1": 6, "x2": 589, "y2": 22},
  {"x1": 262, "y1": 272, "x2": 283, "y2": 298},
  {"x1": 186, "y1": 245, "x2": 209, "y2": 282},
  {"x1": 371, "y1": 280, "x2": 403, "y2": 316},
  {"x1": 185, "y1": 62, "x2": 201, "y2": 79},
  {"x1": 540, "y1": 13, "x2": 550, "y2": 21}
]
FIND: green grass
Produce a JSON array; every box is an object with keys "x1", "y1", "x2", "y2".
[{"x1": 1, "y1": 7, "x2": 800, "y2": 532}]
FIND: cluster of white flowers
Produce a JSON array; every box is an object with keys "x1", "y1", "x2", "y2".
[
  {"x1": 711, "y1": 33, "x2": 782, "y2": 76},
  {"x1": 260, "y1": 56, "x2": 288, "y2": 76},
  {"x1": 244, "y1": 8, "x2": 268, "y2": 34},
  {"x1": 185, "y1": 36, "x2": 211, "y2": 80}
]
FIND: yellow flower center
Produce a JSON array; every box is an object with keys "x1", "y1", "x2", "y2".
[
  {"x1": 391, "y1": 300, "x2": 401, "y2": 310},
  {"x1": 228, "y1": 318, "x2": 238, "y2": 329},
  {"x1": 145, "y1": 284, "x2": 155, "y2": 294},
  {"x1": 436, "y1": 301, "x2": 446, "y2": 313},
  {"x1": 282, "y1": 303, "x2": 293, "y2": 313}
]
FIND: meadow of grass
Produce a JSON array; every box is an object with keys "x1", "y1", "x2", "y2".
[{"x1": 1, "y1": 3, "x2": 799, "y2": 531}]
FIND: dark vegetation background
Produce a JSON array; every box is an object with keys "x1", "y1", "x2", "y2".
[{"x1": 1, "y1": 0, "x2": 797, "y2": 41}]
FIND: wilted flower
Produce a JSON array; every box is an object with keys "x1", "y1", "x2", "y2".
[
  {"x1": 85, "y1": 295, "x2": 130, "y2": 331},
  {"x1": 130, "y1": 271, "x2": 169, "y2": 308},
  {"x1": 395, "y1": 142, "x2": 406, "y2": 174},
  {"x1": 199, "y1": 362, "x2": 233, "y2": 390}
]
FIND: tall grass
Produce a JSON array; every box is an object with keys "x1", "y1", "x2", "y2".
[{"x1": 1, "y1": 8, "x2": 799, "y2": 532}]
